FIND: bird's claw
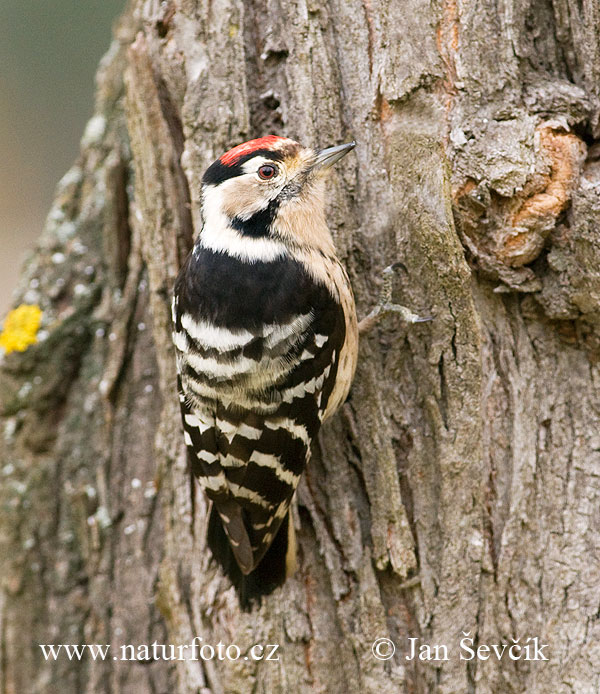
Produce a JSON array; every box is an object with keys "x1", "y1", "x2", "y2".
[
  {"x1": 381, "y1": 303, "x2": 434, "y2": 324},
  {"x1": 358, "y1": 264, "x2": 433, "y2": 335}
]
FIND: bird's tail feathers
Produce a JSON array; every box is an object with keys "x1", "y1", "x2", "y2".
[{"x1": 207, "y1": 504, "x2": 295, "y2": 610}]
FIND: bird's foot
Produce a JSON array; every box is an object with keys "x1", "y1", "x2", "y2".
[{"x1": 358, "y1": 263, "x2": 433, "y2": 335}]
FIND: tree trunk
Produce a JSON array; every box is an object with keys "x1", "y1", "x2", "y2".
[{"x1": 1, "y1": 1, "x2": 599, "y2": 692}]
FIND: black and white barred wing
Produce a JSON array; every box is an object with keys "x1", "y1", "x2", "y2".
[
  {"x1": 177, "y1": 379, "x2": 256, "y2": 572},
  {"x1": 173, "y1": 290, "x2": 346, "y2": 574},
  {"x1": 212, "y1": 401, "x2": 309, "y2": 570}
]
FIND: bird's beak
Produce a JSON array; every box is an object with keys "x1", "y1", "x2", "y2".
[{"x1": 312, "y1": 141, "x2": 356, "y2": 171}]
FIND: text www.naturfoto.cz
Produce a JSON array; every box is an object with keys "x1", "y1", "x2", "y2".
[{"x1": 39, "y1": 639, "x2": 280, "y2": 662}]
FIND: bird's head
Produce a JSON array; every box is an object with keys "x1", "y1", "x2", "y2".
[{"x1": 199, "y1": 136, "x2": 355, "y2": 261}]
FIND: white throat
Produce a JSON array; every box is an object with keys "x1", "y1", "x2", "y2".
[{"x1": 199, "y1": 185, "x2": 287, "y2": 263}]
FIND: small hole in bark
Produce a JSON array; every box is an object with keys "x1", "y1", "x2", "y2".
[
  {"x1": 262, "y1": 49, "x2": 289, "y2": 66},
  {"x1": 262, "y1": 93, "x2": 280, "y2": 111},
  {"x1": 572, "y1": 120, "x2": 595, "y2": 148},
  {"x1": 156, "y1": 4, "x2": 175, "y2": 38}
]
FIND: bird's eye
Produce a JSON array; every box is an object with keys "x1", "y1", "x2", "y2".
[{"x1": 258, "y1": 164, "x2": 277, "y2": 180}]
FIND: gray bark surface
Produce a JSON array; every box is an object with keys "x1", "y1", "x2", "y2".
[{"x1": 1, "y1": 1, "x2": 599, "y2": 693}]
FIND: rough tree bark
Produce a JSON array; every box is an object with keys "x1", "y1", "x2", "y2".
[{"x1": 1, "y1": 0, "x2": 599, "y2": 692}]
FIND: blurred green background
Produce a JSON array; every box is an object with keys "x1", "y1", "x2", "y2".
[{"x1": 0, "y1": 0, "x2": 124, "y2": 314}]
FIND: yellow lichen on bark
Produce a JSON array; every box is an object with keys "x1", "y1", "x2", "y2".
[{"x1": 0, "y1": 304, "x2": 43, "y2": 354}]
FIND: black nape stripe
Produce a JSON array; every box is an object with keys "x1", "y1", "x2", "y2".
[
  {"x1": 230, "y1": 198, "x2": 280, "y2": 238},
  {"x1": 203, "y1": 148, "x2": 286, "y2": 186}
]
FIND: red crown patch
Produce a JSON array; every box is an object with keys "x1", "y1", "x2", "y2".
[{"x1": 220, "y1": 136, "x2": 287, "y2": 166}]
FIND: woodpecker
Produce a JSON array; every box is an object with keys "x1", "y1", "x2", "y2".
[{"x1": 172, "y1": 135, "x2": 358, "y2": 607}]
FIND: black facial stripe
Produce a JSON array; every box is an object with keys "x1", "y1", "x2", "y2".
[
  {"x1": 230, "y1": 198, "x2": 280, "y2": 238},
  {"x1": 202, "y1": 148, "x2": 287, "y2": 186}
]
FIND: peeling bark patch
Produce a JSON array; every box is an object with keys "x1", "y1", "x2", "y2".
[
  {"x1": 503, "y1": 126, "x2": 587, "y2": 266},
  {"x1": 436, "y1": 0, "x2": 459, "y2": 99},
  {"x1": 375, "y1": 85, "x2": 392, "y2": 125},
  {"x1": 453, "y1": 123, "x2": 587, "y2": 285}
]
